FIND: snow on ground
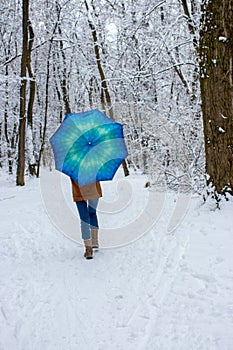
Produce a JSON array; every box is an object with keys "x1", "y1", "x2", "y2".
[{"x1": 0, "y1": 171, "x2": 233, "y2": 350}]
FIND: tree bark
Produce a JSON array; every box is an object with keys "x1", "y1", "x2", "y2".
[
  {"x1": 199, "y1": 0, "x2": 233, "y2": 196},
  {"x1": 16, "y1": 0, "x2": 29, "y2": 186}
]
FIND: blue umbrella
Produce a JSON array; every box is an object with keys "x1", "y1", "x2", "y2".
[{"x1": 50, "y1": 109, "x2": 128, "y2": 186}]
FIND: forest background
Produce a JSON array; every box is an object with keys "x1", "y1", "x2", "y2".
[{"x1": 0, "y1": 0, "x2": 232, "y2": 201}]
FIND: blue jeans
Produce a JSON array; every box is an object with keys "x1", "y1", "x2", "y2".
[{"x1": 76, "y1": 199, "x2": 99, "y2": 241}]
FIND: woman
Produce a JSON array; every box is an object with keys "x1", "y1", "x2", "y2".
[{"x1": 71, "y1": 179, "x2": 102, "y2": 259}]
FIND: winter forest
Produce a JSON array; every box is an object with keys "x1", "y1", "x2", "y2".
[
  {"x1": 1, "y1": 1, "x2": 233, "y2": 348},
  {"x1": 1, "y1": 0, "x2": 232, "y2": 198}
]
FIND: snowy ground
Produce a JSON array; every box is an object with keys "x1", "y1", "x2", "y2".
[{"x1": 0, "y1": 170, "x2": 233, "y2": 350}]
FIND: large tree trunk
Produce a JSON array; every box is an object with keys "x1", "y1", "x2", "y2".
[
  {"x1": 199, "y1": 0, "x2": 233, "y2": 196},
  {"x1": 16, "y1": 0, "x2": 29, "y2": 186}
]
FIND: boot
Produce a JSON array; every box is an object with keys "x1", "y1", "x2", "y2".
[
  {"x1": 91, "y1": 229, "x2": 99, "y2": 249},
  {"x1": 84, "y1": 239, "x2": 93, "y2": 259}
]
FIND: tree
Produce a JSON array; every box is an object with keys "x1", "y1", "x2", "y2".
[
  {"x1": 84, "y1": 0, "x2": 129, "y2": 176},
  {"x1": 199, "y1": 0, "x2": 233, "y2": 196},
  {"x1": 16, "y1": 0, "x2": 29, "y2": 186}
]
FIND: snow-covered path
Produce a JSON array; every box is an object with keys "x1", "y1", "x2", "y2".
[{"x1": 1, "y1": 174, "x2": 233, "y2": 350}]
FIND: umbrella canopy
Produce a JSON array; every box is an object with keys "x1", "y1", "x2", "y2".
[{"x1": 49, "y1": 109, "x2": 128, "y2": 186}]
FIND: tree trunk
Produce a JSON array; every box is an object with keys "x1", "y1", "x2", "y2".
[
  {"x1": 85, "y1": 0, "x2": 114, "y2": 118},
  {"x1": 36, "y1": 7, "x2": 60, "y2": 177},
  {"x1": 4, "y1": 63, "x2": 13, "y2": 174},
  {"x1": 199, "y1": 0, "x2": 233, "y2": 196},
  {"x1": 36, "y1": 52, "x2": 50, "y2": 178},
  {"x1": 84, "y1": 0, "x2": 129, "y2": 177},
  {"x1": 16, "y1": 0, "x2": 29, "y2": 186},
  {"x1": 53, "y1": 56, "x2": 63, "y2": 122},
  {"x1": 27, "y1": 20, "x2": 36, "y2": 129},
  {"x1": 26, "y1": 20, "x2": 37, "y2": 175},
  {"x1": 57, "y1": 37, "x2": 71, "y2": 114},
  {"x1": 56, "y1": 1, "x2": 71, "y2": 115}
]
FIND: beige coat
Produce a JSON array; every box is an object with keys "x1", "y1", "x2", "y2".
[{"x1": 71, "y1": 179, "x2": 102, "y2": 202}]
